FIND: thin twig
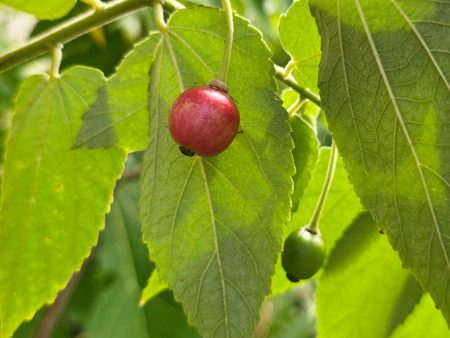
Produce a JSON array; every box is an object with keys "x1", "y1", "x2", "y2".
[
  {"x1": 274, "y1": 64, "x2": 322, "y2": 107},
  {"x1": 33, "y1": 266, "x2": 84, "y2": 338},
  {"x1": 120, "y1": 164, "x2": 141, "y2": 182}
]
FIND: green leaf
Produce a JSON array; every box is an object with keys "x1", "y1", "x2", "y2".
[
  {"x1": 141, "y1": 270, "x2": 168, "y2": 306},
  {"x1": 311, "y1": 0, "x2": 450, "y2": 323},
  {"x1": 317, "y1": 212, "x2": 418, "y2": 338},
  {"x1": 290, "y1": 113, "x2": 318, "y2": 211},
  {"x1": 0, "y1": 66, "x2": 126, "y2": 338},
  {"x1": 0, "y1": 0, "x2": 76, "y2": 19},
  {"x1": 281, "y1": 89, "x2": 300, "y2": 110},
  {"x1": 140, "y1": 7, "x2": 294, "y2": 337},
  {"x1": 390, "y1": 294, "x2": 449, "y2": 338},
  {"x1": 279, "y1": 0, "x2": 321, "y2": 93},
  {"x1": 74, "y1": 33, "x2": 160, "y2": 152},
  {"x1": 84, "y1": 181, "x2": 199, "y2": 338},
  {"x1": 271, "y1": 147, "x2": 362, "y2": 295}
]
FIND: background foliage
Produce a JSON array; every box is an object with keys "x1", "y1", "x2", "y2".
[{"x1": 0, "y1": 0, "x2": 449, "y2": 337}]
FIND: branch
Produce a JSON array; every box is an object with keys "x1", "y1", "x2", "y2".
[
  {"x1": 120, "y1": 164, "x2": 141, "y2": 182},
  {"x1": 274, "y1": 64, "x2": 322, "y2": 108},
  {"x1": 33, "y1": 267, "x2": 83, "y2": 338},
  {"x1": 0, "y1": 0, "x2": 150, "y2": 73}
]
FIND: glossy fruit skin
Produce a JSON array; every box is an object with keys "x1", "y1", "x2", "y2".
[
  {"x1": 281, "y1": 227, "x2": 326, "y2": 282},
  {"x1": 168, "y1": 84, "x2": 240, "y2": 157}
]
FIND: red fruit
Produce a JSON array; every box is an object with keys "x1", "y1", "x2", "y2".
[{"x1": 168, "y1": 82, "x2": 240, "y2": 157}]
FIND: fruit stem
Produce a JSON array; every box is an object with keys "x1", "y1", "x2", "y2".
[
  {"x1": 49, "y1": 43, "x2": 63, "y2": 80},
  {"x1": 217, "y1": 0, "x2": 234, "y2": 83},
  {"x1": 275, "y1": 64, "x2": 321, "y2": 107},
  {"x1": 307, "y1": 141, "x2": 338, "y2": 232}
]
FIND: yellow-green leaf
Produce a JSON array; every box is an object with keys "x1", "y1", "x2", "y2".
[
  {"x1": 0, "y1": 66, "x2": 125, "y2": 338},
  {"x1": 0, "y1": 0, "x2": 76, "y2": 20}
]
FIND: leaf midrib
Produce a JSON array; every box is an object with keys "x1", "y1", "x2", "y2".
[
  {"x1": 155, "y1": 28, "x2": 233, "y2": 336},
  {"x1": 336, "y1": 0, "x2": 368, "y2": 175},
  {"x1": 198, "y1": 158, "x2": 230, "y2": 338}
]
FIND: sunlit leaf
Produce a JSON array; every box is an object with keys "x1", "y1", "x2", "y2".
[
  {"x1": 74, "y1": 33, "x2": 160, "y2": 152},
  {"x1": 317, "y1": 212, "x2": 420, "y2": 338},
  {"x1": 390, "y1": 294, "x2": 449, "y2": 338},
  {"x1": 0, "y1": 0, "x2": 76, "y2": 19},
  {"x1": 0, "y1": 66, "x2": 125, "y2": 338},
  {"x1": 279, "y1": 0, "x2": 321, "y2": 93}
]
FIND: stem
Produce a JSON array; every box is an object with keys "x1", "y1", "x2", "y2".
[
  {"x1": 283, "y1": 60, "x2": 296, "y2": 77},
  {"x1": 152, "y1": 0, "x2": 168, "y2": 35},
  {"x1": 165, "y1": 0, "x2": 185, "y2": 10},
  {"x1": 307, "y1": 141, "x2": 338, "y2": 232},
  {"x1": 217, "y1": 0, "x2": 234, "y2": 83},
  {"x1": 152, "y1": 0, "x2": 184, "y2": 91},
  {"x1": 274, "y1": 64, "x2": 321, "y2": 107},
  {"x1": 81, "y1": 0, "x2": 106, "y2": 10},
  {"x1": 120, "y1": 164, "x2": 141, "y2": 181},
  {"x1": 33, "y1": 268, "x2": 83, "y2": 338},
  {"x1": 286, "y1": 97, "x2": 303, "y2": 118},
  {"x1": 49, "y1": 44, "x2": 63, "y2": 80},
  {"x1": 0, "y1": 0, "x2": 150, "y2": 74}
]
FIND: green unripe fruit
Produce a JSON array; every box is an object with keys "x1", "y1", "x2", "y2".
[{"x1": 281, "y1": 226, "x2": 326, "y2": 282}]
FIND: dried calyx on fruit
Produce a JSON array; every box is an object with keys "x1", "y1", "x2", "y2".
[
  {"x1": 281, "y1": 226, "x2": 326, "y2": 282},
  {"x1": 168, "y1": 80, "x2": 240, "y2": 157}
]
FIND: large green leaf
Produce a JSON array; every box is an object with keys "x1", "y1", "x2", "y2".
[
  {"x1": 140, "y1": 7, "x2": 294, "y2": 338},
  {"x1": 0, "y1": 66, "x2": 125, "y2": 338},
  {"x1": 74, "y1": 33, "x2": 160, "y2": 152},
  {"x1": 271, "y1": 147, "x2": 362, "y2": 295},
  {"x1": 0, "y1": 0, "x2": 76, "y2": 19},
  {"x1": 279, "y1": 0, "x2": 321, "y2": 93},
  {"x1": 317, "y1": 212, "x2": 420, "y2": 338},
  {"x1": 390, "y1": 294, "x2": 449, "y2": 338},
  {"x1": 311, "y1": 0, "x2": 450, "y2": 323}
]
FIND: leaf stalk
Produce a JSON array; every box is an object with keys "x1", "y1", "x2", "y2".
[
  {"x1": 275, "y1": 64, "x2": 322, "y2": 107},
  {"x1": 49, "y1": 43, "x2": 63, "y2": 80},
  {"x1": 307, "y1": 141, "x2": 338, "y2": 232},
  {"x1": 217, "y1": 0, "x2": 234, "y2": 83}
]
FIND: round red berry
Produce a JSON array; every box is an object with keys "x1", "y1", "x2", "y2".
[{"x1": 168, "y1": 83, "x2": 240, "y2": 157}]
